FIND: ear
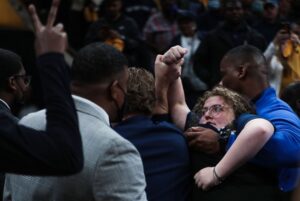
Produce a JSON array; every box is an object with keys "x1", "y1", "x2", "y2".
[
  {"x1": 7, "y1": 76, "x2": 18, "y2": 91},
  {"x1": 109, "y1": 80, "x2": 122, "y2": 105},
  {"x1": 237, "y1": 63, "x2": 249, "y2": 79}
]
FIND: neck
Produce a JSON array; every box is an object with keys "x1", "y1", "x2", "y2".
[
  {"x1": 241, "y1": 79, "x2": 269, "y2": 100},
  {"x1": 71, "y1": 82, "x2": 113, "y2": 119},
  {"x1": 122, "y1": 113, "x2": 143, "y2": 121},
  {"x1": 0, "y1": 92, "x2": 14, "y2": 108}
]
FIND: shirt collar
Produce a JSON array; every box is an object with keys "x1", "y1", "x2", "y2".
[
  {"x1": 0, "y1": 99, "x2": 10, "y2": 110},
  {"x1": 72, "y1": 95, "x2": 110, "y2": 126}
]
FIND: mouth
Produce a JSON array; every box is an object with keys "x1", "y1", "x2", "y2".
[{"x1": 206, "y1": 121, "x2": 216, "y2": 126}]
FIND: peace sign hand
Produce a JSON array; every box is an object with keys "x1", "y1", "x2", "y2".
[{"x1": 29, "y1": 0, "x2": 67, "y2": 56}]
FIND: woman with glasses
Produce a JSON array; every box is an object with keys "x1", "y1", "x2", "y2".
[
  {"x1": 154, "y1": 46, "x2": 280, "y2": 200},
  {"x1": 185, "y1": 86, "x2": 279, "y2": 201}
]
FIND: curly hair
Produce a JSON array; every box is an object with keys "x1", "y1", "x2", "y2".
[
  {"x1": 193, "y1": 86, "x2": 254, "y2": 117},
  {"x1": 124, "y1": 67, "x2": 156, "y2": 115}
]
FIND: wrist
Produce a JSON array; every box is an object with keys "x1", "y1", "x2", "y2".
[{"x1": 213, "y1": 166, "x2": 224, "y2": 184}]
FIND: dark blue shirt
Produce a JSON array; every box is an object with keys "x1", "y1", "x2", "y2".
[{"x1": 114, "y1": 115, "x2": 191, "y2": 201}]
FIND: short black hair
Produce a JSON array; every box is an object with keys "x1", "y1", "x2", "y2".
[
  {"x1": 225, "y1": 45, "x2": 267, "y2": 76},
  {"x1": 0, "y1": 49, "x2": 23, "y2": 90},
  {"x1": 71, "y1": 42, "x2": 128, "y2": 84}
]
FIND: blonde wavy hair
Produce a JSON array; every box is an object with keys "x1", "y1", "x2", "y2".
[
  {"x1": 124, "y1": 67, "x2": 156, "y2": 115},
  {"x1": 193, "y1": 86, "x2": 254, "y2": 117}
]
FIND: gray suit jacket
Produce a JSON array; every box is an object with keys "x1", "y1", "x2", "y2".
[{"x1": 4, "y1": 95, "x2": 147, "y2": 201}]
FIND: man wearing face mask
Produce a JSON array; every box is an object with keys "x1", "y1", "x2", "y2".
[{"x1": 4, "y1": 43, "x2": 147, "y2": 201}]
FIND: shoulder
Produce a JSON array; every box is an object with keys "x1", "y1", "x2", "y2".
[
  {"x1": 235, "y1": 113, "x2": 261, "y2": 133},
  {"x1": 19, "y1": 109, "x2": 47, "y2": 130}
]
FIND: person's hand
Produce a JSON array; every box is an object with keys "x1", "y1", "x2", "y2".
[
  {"x1": 185, "y1": 127, "x2": 220, "y2": 154},
  {"x1": 29, "y1": 0, "x2": 67, "y2": 56},
  {"x1": 155, "y1": 45, "x2": 187, "y2": 83},
  {"x1": 194, "y1": 167, "x2": 219, "y2": 191},
  {"x1": 162, "y1": 45, "x2": 187, "y2": 67},
  {"x1": 291, "y1": 33, "x2": 300, "y2": 46},
  {"x1": 154, "y1": 54, "x2": 181, "y2": 84},
  {"x1": 273, "y1": 29, "x2": 290, "y2": 46}
]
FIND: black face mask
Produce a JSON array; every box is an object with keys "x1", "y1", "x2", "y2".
[
  {"x1": 112, "y1": 83, "x2": 128, "y2": 123},
  {"x1": 116, "y1": 94, "x2": 127, "y2": 122}
]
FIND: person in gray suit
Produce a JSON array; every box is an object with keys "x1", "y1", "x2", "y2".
[{"x1": 3, "y1": 42, "x2": 148, "y2": 201}]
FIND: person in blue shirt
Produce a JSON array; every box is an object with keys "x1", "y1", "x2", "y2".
[
  {"x1": 156, "y1": 46, "x2": 281, "y2": 201},
  {"x1": 158, "y1": 44, "x2": 300, "y2": 200},
  {"x1": 173, "y1": 44, "x2": 300, "y2": 199},
  {"x1": 219, "y1": 45, "x2": 300, "y2": 193}
]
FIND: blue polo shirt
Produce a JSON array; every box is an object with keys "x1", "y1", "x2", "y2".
[
  {"x1": 251, "y1": 87, "x2": 300, "y2": 191},
  {"x1": 114, "y1": 115, "x2": 191, "y2": 201}
]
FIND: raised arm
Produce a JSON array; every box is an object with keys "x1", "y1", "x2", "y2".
[
  {"x1": 0, "y1": 0, "x2": 83, "y2": 175},
  {"x1": 152, "y1": 54, "x2": 172, "y2": 115},
  {"x1": 167, "y1": 75, "x2": 190, "y2": 130},
  {"x1": 194, "y1": 118, "x2": 274, "y2": 190},
  {"x1": 155, "y1": 46, "x2": 190, "y2": 130}
]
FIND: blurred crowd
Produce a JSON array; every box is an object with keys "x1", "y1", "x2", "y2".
[{"x1": 1, "y1": 0, "x2": 300, "y2": 111}]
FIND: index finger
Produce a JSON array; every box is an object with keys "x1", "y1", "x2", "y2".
[
  {"x1": 46, "y1": 0, "x2": 60, "y2": 28},
  {"x1": 28, "y1": 4, "x2": 42, "y2": 31},
  {"x1": 184, "y1": 131, "x2": 200, "y2": 140}
]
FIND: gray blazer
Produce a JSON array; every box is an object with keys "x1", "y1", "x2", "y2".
[{"x1": 4, "y1": 96, "x2": 147, "y2": 201}]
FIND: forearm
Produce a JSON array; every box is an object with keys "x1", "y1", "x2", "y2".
[
  {"x1": 168, "y1": 78, "x2": 190, "y2": 130},
  {"x1": 153, "y1": 78, "x2": 169, "y2": 115},
  {"x1": 37, "y1": 53, "x2": 83, "y2": 173},
  {"x1": 215, "y1": 119, "x2": 274, "y2": 179}
]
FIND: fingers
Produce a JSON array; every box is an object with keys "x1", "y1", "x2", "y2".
[
  {"x1": 53, "y1": 23, "x2": 64, "y2": 32},
  {"x1": 29, "y1": 4, "x2": 42, "y2": 31},
  {"x1": 163, "y1": 46, "x2": 188, "y2": 64},
  {"x1": 155, "y1": 54, "x2": 163, "y2": 63},
  {"x1": 47, "y1": 0, "x2": 60, "y2": 28},
  {"x1": 178, "y1": 58, "x2": 184, "y2": 66},
  {"x1": 194, "y1": 172, "x2": 201, "y2": 187},
  {"x1": 194, "y1": 171, "x2": 209, "y2": 191},
  {"x1": 188, "y1": 137, "x2": 199, "y2": 146}
]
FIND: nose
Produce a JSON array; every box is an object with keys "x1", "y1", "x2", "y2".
[
  {"x1": 203, "y1": 111, "x2": 213, "y2": 120},
  {"x1": 219, "y1": 80, "x2": 223, "y2": 86}
]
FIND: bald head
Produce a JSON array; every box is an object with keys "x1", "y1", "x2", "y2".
[
  {"x1": 220, "y1": 45, "x2": 270, "y2": 98},
  {"x1": 225, "y1": 45, "x2": 267, "y2": 77}
]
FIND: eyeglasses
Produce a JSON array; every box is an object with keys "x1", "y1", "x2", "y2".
[
  {"x1": 201, "y1": 104, "x2": 227, "y2": 116},
  {"x1": 11, "y1": 74, "x2": 32, "y2": 87}
]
